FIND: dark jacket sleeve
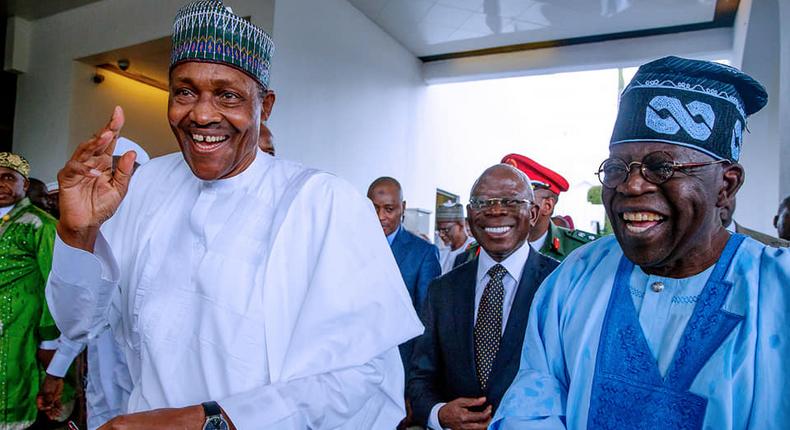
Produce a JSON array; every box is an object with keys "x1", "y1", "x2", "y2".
[
  {"x1": 407, "y1": 279, "x2": 445, "y2": 425},
  {"x1": 414, "y1": 244, "x2": 441, "y2": 311}
]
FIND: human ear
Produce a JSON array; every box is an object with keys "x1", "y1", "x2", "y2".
[
  {"x1": 261, "y1": 90, "x2": 276, "y2": 121},
  {"x1": 528, "y1": 202, "x2": 540, "y2": 227},
  {"x1": 717, "y1": 163, "x2": 744, "y2": 209}
]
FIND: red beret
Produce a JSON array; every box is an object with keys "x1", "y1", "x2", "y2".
[{"x1": 501, "y1": 153, "x2": 569, "y2": 195}]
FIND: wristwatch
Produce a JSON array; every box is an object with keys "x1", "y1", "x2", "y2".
[{"x1": 202, "y1": 401, "x2": 230, "y2": 430}]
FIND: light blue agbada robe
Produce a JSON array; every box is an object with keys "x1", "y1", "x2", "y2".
[{"x1": 491, "y1": 234, "x2": 790, "y2": 429}]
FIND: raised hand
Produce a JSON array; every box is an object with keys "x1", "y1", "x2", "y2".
[{"x1": 56, "y1": 106, "x2": 137, "y2": 252}]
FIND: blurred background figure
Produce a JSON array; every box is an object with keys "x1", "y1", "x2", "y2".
[
  {"x1": 0, "y1": 152, "x2": 75, "y2": 429},
  {"x1": 722, "y1": 199, "x2": 789, "y2": 247},
  {"x1": 27, "y1": 177, "x2": 59, "y2": 218},
  {"x1": 367, "y1": 176, "x2": 440, "y2": 370},
  {"x1": 435, "y1": 202, "x2": 474, "y2": 275},
  {"x1": 774, "y1": 196, "x2": 790, "y2": 242}
]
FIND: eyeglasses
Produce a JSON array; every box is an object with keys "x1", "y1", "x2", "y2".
[
  {"x1": 468, "y1": 197, "x2": 531, "y2": 211},
  {"x1": 436, "y1": 225, "x2": 457, "y2": 234},
  {"x1": 596, "y1": 151, "x2": 729, "y2": 189}
]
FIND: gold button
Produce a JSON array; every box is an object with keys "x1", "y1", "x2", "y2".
[{"x1": 651, "y1": 282, "x2": 664, "y2": 293}]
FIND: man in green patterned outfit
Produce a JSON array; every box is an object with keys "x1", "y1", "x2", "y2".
[{"x1": 0, "y1": 152, "x2": 72, "y2": 429}]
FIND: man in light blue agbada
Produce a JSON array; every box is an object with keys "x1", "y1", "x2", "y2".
[{"x1": 491, "y1": 56, "x2": 790, "y2": 429}]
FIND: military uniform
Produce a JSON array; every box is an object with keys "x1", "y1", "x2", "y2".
[
  {"x1": 537, "y1": 222, "x2": 598, "y2": 261},
  {"x1": 453, "y1": 223, "x2": 598, "y2": 267},
  {"x1": 735, "y1": 222, "x2": 789, "y2": 248}
]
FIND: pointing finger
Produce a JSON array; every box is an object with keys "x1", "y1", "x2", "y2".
[{"x1": 102, "y1": 106, "x2": 125, "y2": 157}]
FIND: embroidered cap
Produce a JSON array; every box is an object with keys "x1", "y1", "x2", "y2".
[
  {"x1": 436, "y1": 202, "x2": 464, "y2": 221},
  {"x1": 502, "y1": 153, "x2": 569, "y2": 195},
  {"x1": 0, "y1": 152, "x2": 30, "y2": 178},
  {"x1": 610, "y1": 56, "x2": 767, "y2": 161},
  {"x1": 170, "y1": 0, "x2": 275, "y2": 89}
]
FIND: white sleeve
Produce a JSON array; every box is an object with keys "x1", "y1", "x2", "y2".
[
  {"x1": 45, "y1": 233, "x2": 120, "y2": 342},
  {"x1": 218, "y1": 351, "x2": 403, "y2": 429},
  {"x1": 428, "y1": 403, "x2": 448, "y2": 429},
  {"x1": 45, "y1": 336, "x2": 86, "y2": 378}
]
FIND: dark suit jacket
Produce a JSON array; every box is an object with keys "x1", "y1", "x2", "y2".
[
  {"x1": 407, "y1": 250, "x2": 559, "y2": 425},
  {"x1": 390, "y1": 227, "x2": 441, "y2": 375}
]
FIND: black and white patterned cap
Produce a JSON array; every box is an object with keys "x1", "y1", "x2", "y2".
[{"x1": 610, "y1": 56, "x2": 767, "y2": 161}]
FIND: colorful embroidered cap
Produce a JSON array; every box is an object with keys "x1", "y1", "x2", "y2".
[
  {"x1": 436, "y1": 202, "x2": 465, "y2": 221},
  {"x1": 171, "y1": 0, "x2": 275, "y2": 89},
  {"x1": 501, "y1": 153, "x2": 569, "y2": 195},
  {"x1": 610, "y1": 56, "x2": 767, "y2": 162},
  {"x1": 0, "y1": 152, "x2": 30, "y2": 178}
]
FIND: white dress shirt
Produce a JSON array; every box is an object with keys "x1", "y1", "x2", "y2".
[{"x1": 428, "y1": 241, "x2": 532, "y2": 430}]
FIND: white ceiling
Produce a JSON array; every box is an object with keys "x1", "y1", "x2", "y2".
[{"x1": 347, "y1": 0, "x2": 721, "y2": 58}]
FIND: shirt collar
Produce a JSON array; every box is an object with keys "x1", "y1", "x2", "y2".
[
  {"x1": 530, "y1": 229, "x2": 549, "y2": 252},
  {"x1": 477, "y1": 240, "x2": 531, "y2": 284},
  {"x1": 387, "y1": 225, "x2": 401, "y2": 246},
  {"x1": 199, "y1": 148, "x2": 273, "y2": 192},
  {"x1": 0, "y1": 204, "x2": 14, "y2": 218}
]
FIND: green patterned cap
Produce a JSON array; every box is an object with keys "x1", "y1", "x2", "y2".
[
  {"x1": 171, "y1": 0, "x2": 274, "y2": 89},
  {"x1": 0, "y1": 152, "x2": 30, "y2": 178}
]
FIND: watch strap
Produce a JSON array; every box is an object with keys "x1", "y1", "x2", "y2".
[{"x1": 202, "y1": 401, "x2": 223, "y2": 418}]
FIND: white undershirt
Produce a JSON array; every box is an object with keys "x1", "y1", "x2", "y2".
[{"x1": 0, "y1": 204, "x2": 14, "y2": 218}]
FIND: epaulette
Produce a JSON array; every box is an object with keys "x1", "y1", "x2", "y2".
[{"x1": 565, "y1": 229, "x2": 598, "y2": 243}]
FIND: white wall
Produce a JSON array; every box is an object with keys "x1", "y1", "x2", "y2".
[
  {"x1": 12, "y1": 0, "x2": 274, "y2": 182},
  {"x1": 732, "y1": 0, "x2": 785, "y2": 234},
  {"x1": 69, "y1": 63, "x2": 176, "y2": 159},
  {"x1": 269, "y1": 0, "x2": 431, "y2": 210}
]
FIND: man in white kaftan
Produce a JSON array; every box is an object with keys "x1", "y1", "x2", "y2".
[
  {"x1": 492, "y1": 57, "x2": 790, "y2": 429},
  {"x1": 45, "y1": 1, "x2": 422, "y2": 429},
  {"x1": 49, "y1": 149, "x2": 421, "y2": 429}
]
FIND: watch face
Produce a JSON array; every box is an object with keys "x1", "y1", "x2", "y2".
[{"x1": 202, "y1": 416, "x2": 229, "y2": 430}]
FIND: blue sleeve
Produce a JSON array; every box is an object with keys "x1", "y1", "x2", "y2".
[
  {"x1": 490, "y1": 266, "x2": 569, "y2": 430},
  {"x1": 748, "y1": 247, "x2": 790, "y2": 428},
  {"x1": 414, "y1": 245, "x2": 441, "y2": 311}
]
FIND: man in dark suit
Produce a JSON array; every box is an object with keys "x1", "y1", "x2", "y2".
[
  {"x1": 367, "y1": 177, "x2": 441, "y2": 364},
  {"x1": 407, "y1": 164, "x2": 559, "y2": 430}
]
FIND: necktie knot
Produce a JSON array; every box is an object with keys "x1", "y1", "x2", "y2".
[{"x1": 487, "y1": 264, "x2": 507, "y2": 282}]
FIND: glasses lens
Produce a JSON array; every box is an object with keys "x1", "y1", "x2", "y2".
[
  {"x1": 599, "y1": 159, "x2": 628, "y2": 188},
  {"x1": 642, "y1": 152, "x2": 675, "y2": 184}
]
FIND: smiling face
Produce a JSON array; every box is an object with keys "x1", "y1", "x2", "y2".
[
  {"x1": 168, "y1": 62, "x2": 274, "y2": 180},
  {"x1": 603, "y1": 142, "x2": 739, "y2": 276},
  {"x1": 467, "y1": 165, "x2": 538, "y2": 262},
  {"x1": 0, "y1": 167, "x2": 28, "y2": 208}
]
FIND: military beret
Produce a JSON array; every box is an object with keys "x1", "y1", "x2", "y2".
[{"x1": 501, "y1": 153, "x2": 569, "y2": 195}]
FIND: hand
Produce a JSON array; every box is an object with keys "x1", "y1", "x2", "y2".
[
  {"x1": 56, "y1": 106, "x2": 137, "y2": 252},
  {"x1": 98, "y1": 405, "x2": 207, "y2": 430},
  {"x1": 437, "y1": 397, "x2": 492, "y2": 430},
  {"x1": 397, "y1": 398, "x2": 414, "y2": 430},
  {"x1": 36, "y1": 374, "x2": 64, "y2": 420}
]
